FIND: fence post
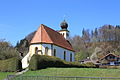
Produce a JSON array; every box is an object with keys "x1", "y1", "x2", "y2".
[
  {"x1": 74, "y1": 77, "x2": 76, "y2": 80},
  {"x1": 48, "y1": 76, "x2": 49, "y2": 80},
  {"x1": 21, "y1": 76, "x2": 23, "y2": 80},
  {"x1": 7, "y1": 75, "x2": 10, "y2": 80}
]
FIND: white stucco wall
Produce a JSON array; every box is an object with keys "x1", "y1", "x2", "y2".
[
  {"x1": 29, "y1": 44, "x2": 42, "y2": 56},
  {"x1": 42, "y1": 44, "x2": 52, "y2": 56},
  {"x1": 29, "y1": 43, "x2": 74, "y2": 62},
  {"x1": 59, "y1": 31, "x2": 69, "y2": 40},
  {"x1": 53, "y1": 45, "x2": 74, "y2": 62}
]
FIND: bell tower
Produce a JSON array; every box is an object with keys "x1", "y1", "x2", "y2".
[{"x1": 59, "y1": 20, "x2": 69, "y2": 40}]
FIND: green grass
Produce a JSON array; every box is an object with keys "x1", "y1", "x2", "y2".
[
  {"x1": 0, "y1": 72, "x2": 14, "y2": 80},
  {"x1": 10, "y1": 68, "x2": 120, "y2": 80},
  {"x1": 23, "y1": 68, "x2": 120, "y2": 77}
]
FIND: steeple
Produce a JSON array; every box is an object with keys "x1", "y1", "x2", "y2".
[{"x1": 59, "y1": 20, "x2": 69, "y2": 40}]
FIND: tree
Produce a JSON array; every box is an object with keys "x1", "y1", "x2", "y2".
[
  {"x1": 91, "y1": 28, "x2": 99, "y2": 42},
  {"x1": 70, "y1": 35, "x2": 92, "y2": 61},
  {"x1": 82, "y1": 29, "x2": 90, "y2": 43},
  {"x1": 99, "y1": 25, "x2": 116, "y2": 42},
  {"x1": 15, "y1": 39, "x2": 29, "y2": 57},
  {"x1": 0, "y1": 40, "x2": 19, "y2": 60},
  {"x1": 15, "y1": 31, "x2": 36, "y2": 57},
  {"x1": 115, "y1": 25, "x2": 120, "y2": 41},
  {"x1": 25, "y1": 31, "x2": 36, "y2": 42},
  {"x1": 70, "y1": 35, "x2": 85, "y2": 52}
]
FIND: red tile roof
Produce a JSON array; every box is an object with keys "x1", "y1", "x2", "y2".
[{"x1": 30, "y1": 24, "x2": 74, "y2": 51}]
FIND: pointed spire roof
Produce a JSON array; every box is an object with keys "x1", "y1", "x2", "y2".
[{"x1": 30, "y1": 24, "x2": 74, "y2": 51}]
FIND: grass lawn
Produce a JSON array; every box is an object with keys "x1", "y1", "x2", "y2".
[
  {"x1": 0, "y1": 72, "x2": 14, "y2": 80},
  {"x1": 23, "y1": 68, "x2": 120, "y2": 77}
]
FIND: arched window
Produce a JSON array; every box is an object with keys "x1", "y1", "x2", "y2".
[
  {"x1": 45, "y1": 47, "x2": 49, "y2": 55},
  {"x1": 35, "y1": 47, "x2": 38, "y2": 54},
  {"x1": 63, "y1": 33, "x2": 65, "y2": 36},
  {"x1": 66, "y1": 33, "x2": 69, "y2": 36},
  {"x1": 53, "y1": 49, "x2": 56, "y2": 56},
  {"x1": 64, "y1": 51, "x2": 66, "y2": 60},
  {"x1": 70, "y1": 53, "x2": 72, "y2": 62}
]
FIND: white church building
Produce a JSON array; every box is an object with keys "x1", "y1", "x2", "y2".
[{"x1": 22, "y1": 20, "x2": 75, "y2": 69}]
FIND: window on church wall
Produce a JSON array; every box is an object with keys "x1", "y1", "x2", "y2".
[
  {"x1": 70, "y1": 53, "x2": 72, "y2": 62},
  {"x1": 66, "y1": 33, "x2": 69, "y2": 36},
  {"x1": 53, "y1": 49, "x2": 56, "y2": 56},
  {"x1": 64, "y1": 51, "x2": 66, "y2": 61},
  {"x1": 63, "y1": 33, "x2": 65, "y2": 36},
  {"x1": 35, "y1": 47, "x2": 38, "y2": 54},
  {"x1": 41, "y1": 50, "x2": 43, "y2": 55},
  {"x1": 45, "y1": 47, "x2": 49, "y2": 55}
]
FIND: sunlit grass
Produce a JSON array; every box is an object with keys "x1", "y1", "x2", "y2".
[
  {"x1": 23, "y1": 68, "x2": 120, "y2": 77},
  {"x1": 0, "y1": 72, "x2": 14, "y2": 80}
]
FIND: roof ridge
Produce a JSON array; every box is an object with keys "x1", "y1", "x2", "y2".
[
  {"x1": 40, "y1": 24, "x2": 42, "y2": 42},
  {"x1": 42, "y1": 25, "x2": 74, "y2": 51},
  {"x1": 30, "y1": 25, "x2": 42, "y2": 43},
  {"x1": 41, "y1": 25, "x2": 53, "y2": 43},
  {"x1": 100, "y1": 53, "x2": 120, "y2": 60}
]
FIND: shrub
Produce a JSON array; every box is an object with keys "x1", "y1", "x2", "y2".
[
  {"x1": 75, "y1": 51, "x2": 90, "y2": 61},
  {"x1": 65, "y1": 62, "x2": 96, "y2": 68},
  {"x1": 83, "y1": 62, "x2": 96, "y2": 68},
  {"x1": 99, "y1": 65, "x2": 120, "y2": 69},
  {"x1": 29, "y1": 54, "x2": 66, "y2": 70},
  {"x1": 0, "y1": 57, "x2": 22, "y2": 72},
  {"x1": 29, "y1": 54, "x2": 97, "y2": 70}
]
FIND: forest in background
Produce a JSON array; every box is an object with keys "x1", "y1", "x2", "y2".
[
  {"x1": 0, "y1": 24, "x2": 120, "y2": 62},
  {"x1": 71, "y1": 24, "x2": 120, "y2": 61}
]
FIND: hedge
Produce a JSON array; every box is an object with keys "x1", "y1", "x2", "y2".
[
  {"x1": 0, "y1": 57, "x2": 22, "y2": 72},
  {"x1": 29, "y1": 54, "x2": 96, "y2": 70},
  {"x1": 99, "y1": 65, "x2": 120, "y2": 69},
  {"x1": 29, "y1": 54, "x2": 66, "y2": 70}
]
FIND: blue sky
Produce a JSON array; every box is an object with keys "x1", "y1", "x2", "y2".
[{"x1": 0, "y1": 0, "x2": 120, "y2": 45}]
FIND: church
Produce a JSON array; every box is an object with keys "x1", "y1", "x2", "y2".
[{"x1": 22, "y1": 20, "x2": 75, "y2": 69}]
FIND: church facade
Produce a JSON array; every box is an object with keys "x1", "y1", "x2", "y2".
[{"x1": 29, "y1": 20, "x2": 75, "y2": 62}]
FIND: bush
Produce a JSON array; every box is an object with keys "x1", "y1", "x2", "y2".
[
  {"x1": 29, "y1": 54, "x2": 97, "y2": 70},
  {"x1": 65, "y1": 62, "x2": 96, "y2": 68},
  {"x1": 75, "y1": 51, "x2": 91, "y2": 62},
  {"x1": 83, "y1": 62, "x2": 96, "y2": 68},
  {"x1": 0, "y1": 57, "x2": 22, "y2": 72},
  {"x1": 99, "y1": 65, "x2": 120, "y2": 69},
  {"x1": 29, "y1": 54, "x2": 66, "y2": 70}
]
